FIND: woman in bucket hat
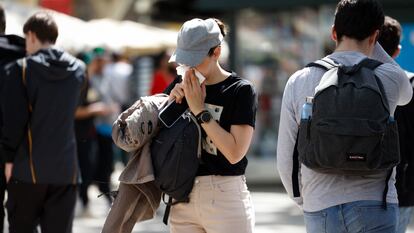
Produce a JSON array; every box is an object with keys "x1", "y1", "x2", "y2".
[{"x1": 166, "y1": 18, "x2": 258, "y2": 233}]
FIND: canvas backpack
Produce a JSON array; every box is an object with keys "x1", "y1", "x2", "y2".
[
  {"x1": 150, "y1": 110, "x2": 202, "y2": 225},
  {"x1": 293, "y1": 57, "x2": 400, "y2": 207},
  {"x1": 112, "y1": 94, "x2": 168, "y2": 152}
]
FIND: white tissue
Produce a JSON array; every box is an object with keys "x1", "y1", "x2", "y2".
[{"x1": 176, "y1": 65, "x2": 206, "y2": 84}]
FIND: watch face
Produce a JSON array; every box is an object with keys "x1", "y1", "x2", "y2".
[{"x1": 201, "y1": 111, "x2": 212, "y2": 123}]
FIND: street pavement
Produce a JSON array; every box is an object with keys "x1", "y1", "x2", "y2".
[
  {"x1": 72, "y1": 185, "x2": 414, "y2": 233},
  {"x1": 3, "y1": 163, "x2": 413, "y2": 233}
]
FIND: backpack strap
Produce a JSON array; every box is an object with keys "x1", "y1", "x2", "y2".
[
  {"x1": 163, "y1": 195, "x2": 173, "y2": 225},
  {"x1": 161, "y1": 193, "x2": 190, "y2": 225},
  {"x1": 382, "y1": 169, "x2": 393, "y2": 210},
  {"x1": 358, "y1": 58, "x2": 382, "y2": 70},
  {"x1": 188, "y1": 113, "x2": 202, "y2": 159},
  {"x1": 306, "y1": 57, "x2": 339, "y2": 71},
  {"x1": 21, "y1": 58, "x2": 37, "y2": 184},
  {"x1": 292, "y1": 132, "x2": 301, "y2": 198}
]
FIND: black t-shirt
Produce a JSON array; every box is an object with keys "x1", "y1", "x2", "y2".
[
  {"x1": 165, "y1": 72, "x2": 258, "y2": 176},
  {"x1": 75, "y1": 80, "x2": 96, "y2": 140}
]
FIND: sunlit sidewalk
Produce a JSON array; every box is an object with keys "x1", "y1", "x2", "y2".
[
  {"x1": 69, "y1": 184, "x2": 414, "y2": 233},
  {"x1": 2, "y1": 183, "x2": 413, "y2": 232},
  {"x1": 72, "y1": 185, "x2": 306, "y2": 233},
  {"x1": 72, "y1": 184, "x2": 414, "y2": 233}
]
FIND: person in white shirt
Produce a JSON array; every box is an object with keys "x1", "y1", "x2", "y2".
[{"x1": 277, "y1": 1, "x2": 413, "y2": 232}]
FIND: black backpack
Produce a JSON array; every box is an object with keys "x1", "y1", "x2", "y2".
[
  {"x1": 150, "y1": 111, "x2": 201, "y2": 224},
  {"x1": 293, "y1": 58, "x2": 400, "y2": 207},
  {"x1": 298, "y1": 57, "x2": 399, "y2": 174}
]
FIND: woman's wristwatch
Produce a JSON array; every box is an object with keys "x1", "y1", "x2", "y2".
[{"x1": 195, "y1": 110, "x2": 212, "y2": 124}]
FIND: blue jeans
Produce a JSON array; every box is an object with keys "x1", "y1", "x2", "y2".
[
  {"x1": 397, "y1": 207, "x2": 414, "y2": 233},
  {"x1": 304, "y1": 201, "x2": 398, "y2": 233}
]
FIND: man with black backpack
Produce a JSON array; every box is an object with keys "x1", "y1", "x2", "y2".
[
  {"x1": 277, "y1": 0, "x2": 412, "y2": 232},
  {"x1": 378, "y1": 15, "x2": 414, "y2": 233}
]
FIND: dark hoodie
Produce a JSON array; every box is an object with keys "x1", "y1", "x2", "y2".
[
  {"x1": 0, "y1": 35, "x2": 25, "y2": 66},
  {"x1": 0, "y1": 35, "x2": 25, "y2": 139},
  {"x1": 0, "y1": 48, "x2": 85, "y2": 184}
]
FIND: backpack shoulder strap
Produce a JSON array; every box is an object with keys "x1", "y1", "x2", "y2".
[
  {"x1": 21, "y1": 58, "x2": 33, "y2": 112},
  {"x1": 21, "y1": 58, "x2": 37, "y2": 184},
  {"x1": 306, "y1": 57, "x2": 339, "y2": 71},
  {"x1": 358, "y1": 58, "x2": 383, "y2": 70},
  {"x1": 292, "y1": 133, "x2": 301, "y2": 198},
  {"x1": 163, "y1": 195, "x2": 173, "y2": 225}
]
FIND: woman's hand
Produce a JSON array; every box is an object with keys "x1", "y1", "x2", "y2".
[
  {"x1": 169, "y1": 82, "x2": 185, "y2": 104},
  {"x1": 182, "y1": 69, "x2": 206, "y2": 115}
]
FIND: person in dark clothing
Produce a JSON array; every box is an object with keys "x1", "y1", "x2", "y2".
[
  {"x1": 0, "y1": 4, "x2": 25, "y2": 233},
  {"x1": 89, "y1": 48, "x2": 119, "y2": 205},
  {"x1": 0, "y1": 12, "x2": 85, "y2": 233},
  {"x1": 75, "y1": 52, "x2": 114, "y2": 213},
  {"x1": 166, "y1": 18, "x2": 257, "y2": 232},
  {"x1": 378, "y1": 15, "x2": 414, "y2": 233},
  {"x1": 75, "y1": 52, "x2": 96, "y2": 212}
]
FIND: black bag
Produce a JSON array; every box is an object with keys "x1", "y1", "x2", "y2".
[
  {"x1": 297, "y1": 58, "x2": 399, "y2": 175},
  {"x1": 150, "y1": 111, "x2": 201, "y2": 224},
  {"x1": 395, "y1": 72, "x2": 414, "y2": 206}
]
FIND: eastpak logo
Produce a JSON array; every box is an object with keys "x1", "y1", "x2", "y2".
[{"x1": 346, "y1": 153, "x2": 366, "y2": 161}]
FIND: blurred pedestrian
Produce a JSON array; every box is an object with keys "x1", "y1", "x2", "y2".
[
  {"x1": 89, "y1": 48, "x2": 119, "y2": 205},
  {"x1": 166, "y1": 18, "x2": 257, "y2": 233},
  {"x1": 103, "y1": 52, "x2": 133, "y2": 166},
  {"x1": 0, "y1": 12, "x2": 85, "y2": 233},
  {"x1": 75, "y1": 51, "x2": 114, "y2": 215},
  {"x1": 0, "y1": 4, "x2": 25, "y2": 233},
  {"x1": 378, "y1": 15, "x2": 414, "y2": 233},
  {"x1": 277, "y1": 1, "x2": 412, "y2": 232},
  {"x1": 104, "y1": 52, "x2": 133, "y2": 110},
  {"x1": 150, "y1": 50, "x2": 175, "y2": 95}
]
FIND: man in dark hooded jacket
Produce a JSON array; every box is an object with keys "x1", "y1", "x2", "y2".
[
  {"x1": 0, "y1": 4, "x2": 25, "y2": 233},
  {"x1": 0, "y1": 12, "x2": 85, "y2": 233}
]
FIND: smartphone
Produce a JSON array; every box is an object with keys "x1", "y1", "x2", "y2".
[
  {"x1": 158, "y1": 98, "x2": 189, "y2": 128},
  {"x1": 158, "y1": 70, "x2": 205, "y2": 128}
]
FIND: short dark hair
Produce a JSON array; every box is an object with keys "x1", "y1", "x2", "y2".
[
  {"x1": 378, "y1": 16, "x2": 402, "y2": 56},
  {"x1": 334, "y1": 0, "x2": 384, "y2": 41},
  {"x1": 23, "y1": 12, "x2": 58, "y2": 44},
  {"x1": 208, "y1": 18, "x2": 227, "y2": 56},
  {"x1": 0, "y1": 5, "x2": 5, "y2": 34}
]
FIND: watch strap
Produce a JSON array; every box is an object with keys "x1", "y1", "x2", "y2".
[{"x1": 195, "y1": 110, "x2": 210, "y2": 124}]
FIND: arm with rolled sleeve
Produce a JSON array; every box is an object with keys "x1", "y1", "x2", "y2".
[
  {"x1": 0, "y1": 63, "x2": 29, "y2": 163},
  {"x1": 276, "y1": 72, "x2": 303, "y2": 207}
]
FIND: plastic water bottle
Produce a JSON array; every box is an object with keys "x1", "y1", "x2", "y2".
[{"x1": 301, "y1": 97, "x2": 313, "y2": 120}]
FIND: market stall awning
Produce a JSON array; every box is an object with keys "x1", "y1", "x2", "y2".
[
  {"x1": 3, "y1": 2, "x2": 178, "y2": 55},
  {"x1": 85, "y1": 19, "x2": 177, "y2": 55}
]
